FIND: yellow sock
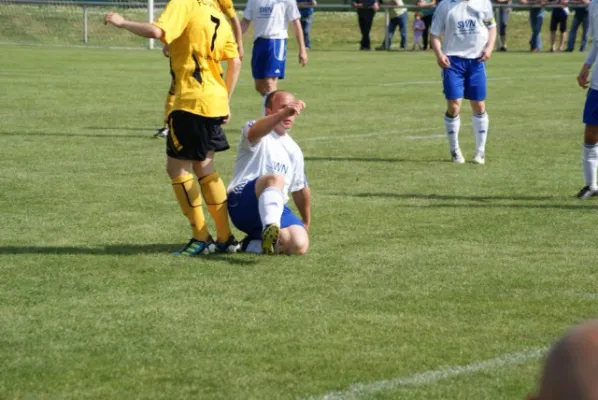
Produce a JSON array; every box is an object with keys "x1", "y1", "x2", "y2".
[
  {"x1": 172, "y1": 174, "x2": 209, "y2": 242},
  {"x1": 164, "y1": 93, "x2": 175, "y2": 126},
  {"x1": 199, "y1": 172, "x2": 232, "y2": 243}
]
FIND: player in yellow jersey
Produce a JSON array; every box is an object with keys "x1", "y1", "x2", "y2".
[
  {"x1": 155, "y1": 0, "x2": 244, "y2": 138},
  {"x1": 105, "y1": 0, "x2": 243, "y2": 256}
]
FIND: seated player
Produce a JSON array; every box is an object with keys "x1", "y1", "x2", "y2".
[{"x1": 227, "y1": 90, "x2": 311, "y2": 255}]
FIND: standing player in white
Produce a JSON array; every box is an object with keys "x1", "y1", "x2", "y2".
[
  {"x1": 241, "y1": 0, "x2": 308, "y2": 111},
  {"x1": 430, "y1": 0, "x2": 497, "y2": 164},
  {"x1": 575, "y1": 0, "x2": 598, "y2": 198},
  {"x1": 227, "y1": 91, "x2": 311, "y2": 255}
]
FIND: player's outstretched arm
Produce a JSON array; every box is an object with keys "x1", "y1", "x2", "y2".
[
  {"x1": 292, "y1": 19, "x2": 308, "y2": 66},
  {"x1": 104, "y1": 12, "x2": 163, "y2": 39},
  {"x1": 230, "y1": 16, "x2": 245, "y2": 60},
  {"x1": 292, "y1": 187, "x2": 311, "y2": 232},
  {"x1": 246, "y1": 101, "x2": 306, "y2": 144}
]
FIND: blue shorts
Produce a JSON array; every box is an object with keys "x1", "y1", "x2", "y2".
[
  {"x1": 228, "y1": 178, "x2": 303, "y2": 240},
  {"x1": 583, "y1": 89, "x2": 598, "y2": 125},
  {"x1": 442, "y1": 56, "x2": 487, "y2": 101},
  {"x1": 251, "y1": 38, "x2": 287, "y2": 80}
]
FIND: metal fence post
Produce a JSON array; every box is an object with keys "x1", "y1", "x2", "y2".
[
  {"x1": 148, "y1": 0, "x2": 155, "y2": 49},
  {"x1": 82, "y1": 5, "x2": 88, "y2": 44}
]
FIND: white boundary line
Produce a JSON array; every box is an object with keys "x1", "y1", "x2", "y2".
[
  {"x1": 379, "y1": 74, "x2": 574, "y2": 87},
  {"x1": 309, "y1": 347, "x2": 547, "y2": 400}
]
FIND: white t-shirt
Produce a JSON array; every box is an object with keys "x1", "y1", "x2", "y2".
[
  {"x1": 228, "y1": 121, "x2": 307, "y2": 203},
  {"x1": 430, "y1": 0, "x2": 496, "y2": 59},
  {"x1": 243, "y1": 0, "x2": 301, "y2": 40}
]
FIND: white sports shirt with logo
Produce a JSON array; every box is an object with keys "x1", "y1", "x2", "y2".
[
  {"x1": 243, "y1": 0, "x2": 301, "y2": 40},
  {"x1": 586, "y1": 0, "x2": 598, "y2": 90},
  {"x1": 430, "y1": 0, "x2": 496, "y2": 59},
  {"x1": 227, "y1": 121, "x2": 307, "y2": 204}
]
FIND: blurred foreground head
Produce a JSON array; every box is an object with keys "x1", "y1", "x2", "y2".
[{"x1": 529, "y1": 320, "x2": 598, "y2": 400}]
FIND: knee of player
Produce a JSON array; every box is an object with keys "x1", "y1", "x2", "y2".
[
  {"x1": 289, "y1": 228, "x2": 310, "y2": 255},
  {"x1": 470, "y1": 101, "x2": 485, "y2": 115},
  {"x1": 261, "y1": 173, "x2": 285, "y2": 189}
]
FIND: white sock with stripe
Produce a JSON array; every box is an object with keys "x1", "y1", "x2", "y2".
[
  {"x1": 444, "y1": 114, "x2": 461, "y2": 152},
  {"x1": 258, "y1": 187, "x2": 283, "y2": 229},
  {"x1": 472, "y1": 112, "x2": 489, "y2": 154},
  {"x1": 583, "y1": 143, "x2": 598, "y2": 190}
]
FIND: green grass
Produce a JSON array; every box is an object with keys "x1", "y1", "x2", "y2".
[{"x1": 1, "y1": 39, "x2": 597, "y2": 399}]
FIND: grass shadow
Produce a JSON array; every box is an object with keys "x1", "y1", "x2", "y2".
[{"x1": 0, "y1": 244, "x2": 259, "y2": 264}]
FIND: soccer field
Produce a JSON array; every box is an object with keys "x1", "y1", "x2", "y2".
[{"x1": 1, "y1": 43, "x2": 597, "y2": 399}]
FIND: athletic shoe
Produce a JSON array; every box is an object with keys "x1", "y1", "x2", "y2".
[
  {"x1": 172, "y1": 238, "x2": 212, "y2": 256},
  {"x1": 472, "y1": 151, "x2": 485, "y2": 165},
  {"x1": 451, "y1": 148, "x2": 465, "y2": 164},
  {"x1": 154, "y1": 127, "x2": 168, "y2": 138},
  {"x1": 575, "y1": 186, "x2": 598, "y2": 199},
  {"x1": 214, "y1": 235, "x2": 242, "y2": 253},
  {"x1": 261, "y1": 224, "x2": 280, "y2": 255}
]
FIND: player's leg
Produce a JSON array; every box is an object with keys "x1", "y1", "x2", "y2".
[
  {"x1": 166, "y1": 111, "x2": 215, "y2": 256},
  {"x1": 253, "y1": 39, "x2": 286, "y2": 113},
  {"x1": 442, "y1": 58, "x2": 465, "y2": 163},
  {"x1": 155, "y1": 79, "x2": 175, "y2": 138},
  {"x1": 278, "y1": 224, "x2": 309, "y2": 255},
  {"x1": 578, "y1": 89, "x2": 598, "y2": 198},
  {"x1": 254, "y1": 173, "x2": 286, "y2": 255},
  {"x1": 192, "y1": 118, "x2": 240, "y2": 252},
  {"x1": 466, "y1": 59, "x2": 489, "y2": 165}
]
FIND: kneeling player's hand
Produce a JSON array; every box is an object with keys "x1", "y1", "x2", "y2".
[
  {"x1": 282, "y1": 101, "x2": 306, "y2": 117},
  {"x1": 436, "y1": 54, "x2": 450, "y2": 69},
  {"x1": 104, "y1": 12, "x2": 125, "y2": 28},
  {"x1": 578, "y1": 65, "x2": 590, "y2": 89}
]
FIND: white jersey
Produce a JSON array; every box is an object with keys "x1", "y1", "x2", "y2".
[
  {"x1": 228, "y1": 121, "x2": 307, "y2": 203},
  {"x1": 430, "y1": 0, "x2": 496, "y2": 59},
  {"x1": 588, "y1": 0, "x2": 598, "y2": 90},
  {"x1": 243, "y1": 0, "x2": 301, "y2": 40}
]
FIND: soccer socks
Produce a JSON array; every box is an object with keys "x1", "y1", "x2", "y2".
[
  {"x1": 444, "y1": 113, "x2": 461, "y2": 152},
  {"x1": 258, "y1": 187, "x2": 284, "y2": 229},
  {"x1": 171, "y1": 174, "x2": 210, "y2": 242},
  {"x1": 199, "y1": 172, "x2": 232, "y2": 243},
  {"x1": 472, "y1": 112, "x2": 489, "y2": 154},
  {"x1": 164, "y1": 93, "x2": 175, "y2": 126},
  {"x1": 583, "y1": 143, "x2": 598, "y2": 190}
]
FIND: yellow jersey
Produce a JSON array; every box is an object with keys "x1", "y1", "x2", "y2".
[
  {"x1": 154, "y1": 0, "x2": 239, "y2": 118},
  {"x1": 213, "y1": 0, "x2": 237, "y2": 20}
]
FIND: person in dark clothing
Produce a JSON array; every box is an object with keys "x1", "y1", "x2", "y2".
[
  {"x1": 416, "y1": 0, "x2": 436, "y2": 50},
  {"x1": 353, "y1": 0, "x2": 380, "y2": 50}
]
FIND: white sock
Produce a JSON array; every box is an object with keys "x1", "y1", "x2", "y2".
[
  {"x1": 472, "y1": 112, "x2": 489, "y2": 154},
  {"x1": 583, "y1": 143, "x2": 598, "y2": 190},
  {"x1": 245, "y1": 240, "x2": 263, "y2": 254},
  {"x1": 258, "y1": 187, "x2": 283, "y2": 229},
  {"x1": 262, "y1": 93, "x2": 270, "y2": 116},
  {"x1": 444, "y1": 114, "x2": 461, "y2": 152}
]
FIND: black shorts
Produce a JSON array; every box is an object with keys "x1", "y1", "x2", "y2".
[
  {"x1": 167, "y1": 110, "x2": 230, "y2": 161},
  {"x1": 550, "y1": 9, "x2": 568, "y2": 32}
]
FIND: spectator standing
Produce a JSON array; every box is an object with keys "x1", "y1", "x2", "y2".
[
  {"x1": 549, "y1": 0, "x2": 569, "y2": 51},
  {"x1": 416, "y1": 0, "x2": 436, "y2": 50},
  {"x1": 522, "y1": 0, "x2": 546, "y2": 52},
  {"x1": 353, "y1": 0, "x2": 380, "y2": 50},
  {"x1": 297, "y1": 0, "x2": 317, "y2": 49},
  {"x1": 567, "y1": 0, "x2": 590, "y2": 51},
  {"x1": 376, "y1": 0, "x2": 408, "y2": 50},
  {"x1": 412, "y1": 12, "x2": 425, "y2": 50},
  {"x1": 495, "y1": 0, "x2": 512, "y2": 51}
]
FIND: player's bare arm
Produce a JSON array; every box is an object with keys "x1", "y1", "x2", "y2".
[
  {"x1": 247, "y1": 100, "x2": 306, "y2": 144},
  {"x1": 292, "y1": 19, "x2": 308, "y2": 66},
  {"x1": 241, "y1": 18, "x2": 251, "y2": 34},
  {"x1": 225, "y1": 56, "x2": 242, "y2": 101},
  {"x1": 162, "y1": 44, "x2": 170, "y2": 57},
  {"x1": 431, "y1": 35, "x2": 450, "y2": 68},
  {"x1": 104, "y1": 12, "x2": 163, "y2": 39},
  {"x1": 292, "y1": 186, "x2": 311, "y2": 232},
  {"x1": 230, "y1": 16, "x2": 245, "y2": 60},
  {"x1": 579, "y1": 42, "x2": 598, "y2": 88},
  {"x1": 478, "y1": 26, "x2": 497, "y2": 62}
]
